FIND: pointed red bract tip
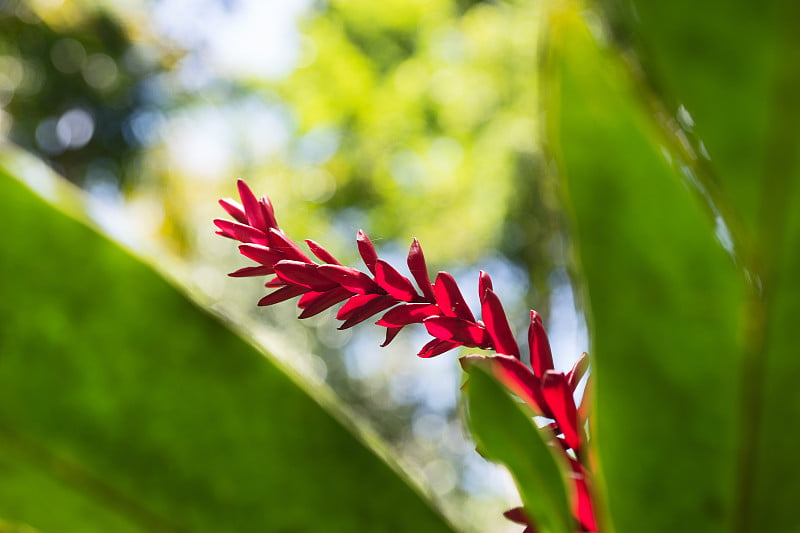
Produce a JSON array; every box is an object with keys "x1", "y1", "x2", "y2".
[
  {"x1": 417, "y1": 338, "x2": 458, "y2": 358},
  {"x1": 481, "y1": 289, "x2": 520, "y2": 358},
  {"x1": 528, "y1": 310, "x2": 555, "y2": 377},
  {"x1": 219, "y1": 198, "x2": 248, "y2": 224},
  {"x1": 356, "y1": 230, "x2": 378, "y2": 274},
  {"x1": 478, "y1": 270, "x2": 493, "y2": 303},
  {"x1": 213, "y1": 218, "x2": 269, "y2": 245},
  {"x1": 237, "y1": 179, "x2": 268, "y2": 232},
  {"x1": 380, "y1": 327, "x2": 402, "y2": 347},
  {"x1": 259, "y1": 195, "x2": 279, "y2": 230},
  {"x1": 306, "y1": 239, "x2": 341, "y2": 265},
  {"x1": 407, "y1": 238, "x2": 436, "y2": 301}
]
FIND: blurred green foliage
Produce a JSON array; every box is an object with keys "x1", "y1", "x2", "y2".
[{"x1": 0, "y1": 0, "x2": 152, "y2": 187}]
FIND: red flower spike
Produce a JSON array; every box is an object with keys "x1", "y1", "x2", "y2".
[
  {"x1": 237, "y1": 179, "x2": 268, "y2": 232},
  {"x1": 337, "y1": 295, "x2": 396, "y2": 329},
  {"x1": 306, "y1": 239, "x2": 342, "y2": 265},
  {"x1": 297, "y1": 288, "x2": 352, "y2": 319},
  {"x1": 478, "y1": 270, "x2": 493, "y2": 303},
  {"x1": 460, "y1": 355, "x2": 552, "y2": 418},
  {"x1": 374, "y1": 260, "x2": 420, "y2": 302},
  {"x1": 381, "y1": 327, "x2": 402, "y2": 347},
  {"x1": 259, "y1": 195, "x2": 279, "y2": 230},
  {"x1": 219, "y1": 198, "x2": 248, "y2": 224},
  {"x1": 229, "y1": 265, "x2": 274, "y2": 277},
  {"x1": 567, "y1": 352, "x2": 590, "y2": 391},
  {"x1": 258, "y1": 285, "x2": 308, "y2": 306},
  {"x1": 481, "y1": 290, "x2": 521, "y2": 358},
  {"x1": 214, "y1": 219, "x2": 268, "y2": 245},
  {"x1": 417, "y1": 338, "x2": 459, "y2": 358},
  {"x1": 266, "y1": 228, "x2": 312, "y2": 263},
  {"x1": 407, "y1": 238, "x2": 437, "y2": 301},
  {"x1": 569, "y1": 460, "x2": 598, "y2": 532},
  {"x1": 356, "y1": 230, "x2": 379, "y2": 274},
  {"x1": 238, "y1": 244, "x2": 284, "y2": 267},
  {"x1": 433, "y1": 272, "x2": 475, "y2": 321},
  {"x1": 376, "y1": 303, "x2": 440, "y2": 328},
  {"x1": 318, "y1": 264, "x2": 380, "y2": 294},
  {"x1": 216, "y1": 181, "x2": 597, "y2": 533},
  {"x1": 529, "y1": 310, "x2": 555, "y2": 377},
  {"x1": 424, "y1": 316, "x2": 491, "y2": 347},
  {"x1": 542, "y1": 371, "x2": 582, "y2": 452},
  {"x1": 274, "y1": 261, "x2": 339, "y2": 291}
]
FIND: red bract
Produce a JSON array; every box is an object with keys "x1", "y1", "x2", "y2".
[
  {"x1": 216, "y1": 179, "x2": 596, "y2": 532},
  {"x1": 215, "y1": 179, "x2": 523, "y2": 358}
]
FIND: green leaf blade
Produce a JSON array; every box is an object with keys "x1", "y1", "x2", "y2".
[
  {"x1": 542, "y1": 10, "x2": 748, "y2": 533},
  {"x1": 0, "y1": 162, "x2": 452, "y2": 533},
  {"x1": 464, "y1": 364, "x2": 573, "y2": 533}
]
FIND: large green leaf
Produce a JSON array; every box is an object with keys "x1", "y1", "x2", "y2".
[
  {"x1": 0, "y1": 152, "x2": 451, "y2": 533},
  {"x1": 582, "y1": 1, "x2": 800, "y2": 531},
  {"x1": 542, "y1": 9, "x2": 747, "y2": 533},
  {"x1": 543, "y1": 2, "x2": 800, "y2": 532},
  {"x1": 464, "y1": 366, "x2": 572, "y2": 533}
]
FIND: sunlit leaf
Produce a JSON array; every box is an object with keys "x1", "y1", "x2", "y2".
[{"x1": 0, "y1": 159, "x2": 451, "y2": 533}]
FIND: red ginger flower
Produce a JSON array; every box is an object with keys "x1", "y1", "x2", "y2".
[
  {"x1": 215, "y1": 179, "x2": 522, "y2": 359},
  {"x1": 216, "y1": 179, "x2": 597, "y2": 532}
]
